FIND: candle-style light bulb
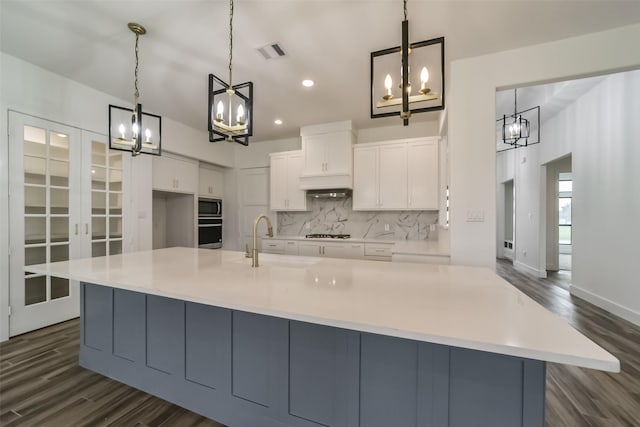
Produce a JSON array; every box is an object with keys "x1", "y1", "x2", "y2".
[
  {"x1": 118, "y1": 123, "x2": 126, "y2": 139},
  {"x1": 216, "y1": 101, "x2": 224, "y2": 122},
  {"x1": 132, "y1": 122, "x2": 139, "y2": 137},
  {"x1": 419, "y1": 66, "x2": 431, "y2": 94},
  {"x1": 383, "y1": 74, "x2": 393, "y2": 100},
  {"x1": 237, "y1": 104, "x2": 245, "y2": 125},
  {"x1": 145, "y1": 128, "x2": 151, "y2": 143}
]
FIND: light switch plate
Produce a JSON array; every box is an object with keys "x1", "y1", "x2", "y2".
[{"x1": 466, "y1": 209, "x2": 485, "y2": 222}]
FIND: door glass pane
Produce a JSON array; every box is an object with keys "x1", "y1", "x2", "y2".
[
  {"x1": 25, "y1": 246, "x2": 47, "y2": 266},
  {"x1": 92, "y1": 242, "x2": 106, "y2": 257},
  {"x1": 109, "y1": 169, "x2": 122, "y2": 191},
  {"x1": 25, "y1": 217, "x2": 46, "y2": 245},
  {"x1": 109, "y1": 192, "x2": 122, "y2": 215},
  {"x1": 559, "y1": 226, "x2": 572, "y2": 245},
  {"x1": 24, "y1": 156, "x2": 46, "y2": 185},
  {"x1": 109, "y1": 217, "x2": 122, "y2": 238},
  {"x1": 51, "y1": 244, "x2": 69, "y2": 262},
  {"x1": 559, "y1": 198, "x2": 572, "y2": 225},
  {"x1": 92, "y1": 140, "x2": 106, "y2": 166},
  {"x1": 50, "y1": 217, "x2": 69, "y2": 243},
  {"x1": 92, "y1": 217, "x2": 106, "y2": 239},
  {"x1": 24, "y1": 126, "x2": 46, "y2": 155},
  {"x1": 50, "y1": 188, "x2": 69, "y2": 214},
  {"x1": 50, "y1": 133, "x2": 69, "y2": 160},
  {"x1": 25, "y1": 186, "x2": 46, "y2": 214},
  {"x1": 49, "y1": 159, "x2": 69, "y2": 186},
  {"x1": 51, "y1": 277, "x2": 69, "y2": 299},
  {"x1": 109, "y1": 240, "x2": 122, "y2": 255},
  {"x1": 92, "y1": 167, "x2": 106, "y2": 190},
  {"x1": 25, "y1": 275, "x2": 47, "y2": 305},
  {"x1": 92, "y1": 190, "x2": 106, "y2": 214}
]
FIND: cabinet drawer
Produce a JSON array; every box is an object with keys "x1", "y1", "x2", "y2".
[
  {"x1": 263, "y1": 240, "x2": 285, "y2": 254},
  {"x1": 364, "y1": 243, "x2": 393, "y2": 257},
  {"x1": 284, "y1": 240, "x2": 299, "y2": 256}
]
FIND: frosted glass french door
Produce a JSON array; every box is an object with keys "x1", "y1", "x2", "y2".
[{"x1": 9, "y1": 112, "x2": 82, "y2": 336}]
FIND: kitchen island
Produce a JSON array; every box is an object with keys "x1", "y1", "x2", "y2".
[{"x1": 29, "y1": 247, "x2": 618, "y2": 427}]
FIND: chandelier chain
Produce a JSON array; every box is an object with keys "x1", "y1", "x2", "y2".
[
  {"x1": 403, "y1": 0, "x2": 407, "y2": 21},
  {"x1": 229, "y1": 0, "x2": 234, "y2": 86},
  {"x1": 134, "y1": 33, "x2": 140, "y2": 105},
  {"x1": 514, "y1": 88, "x2": 517, "y2": 114}
]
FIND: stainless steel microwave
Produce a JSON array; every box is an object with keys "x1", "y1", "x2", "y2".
[{"x1": 198, "y1": 198, "x2": 222, "y2": 249}]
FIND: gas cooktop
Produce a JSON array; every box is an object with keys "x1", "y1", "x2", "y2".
[{"x1": 305, "y1": 234, "x2": 351, "y2": 239}]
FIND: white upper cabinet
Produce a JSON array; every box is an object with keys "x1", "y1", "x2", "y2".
[
  {"x1": 199, "y1": 166, "x2": 224, "y2": 199},
  {"x1": 407, "y1": 139, "x2": 439, "y2": 210},
  {"x1": 353, "y1": 137, "x2": 439, "y2": 211},
  {"x1": 379, "y1": 144, "x2": 408, "y2": 209},
  {"x1": 269, "y1": 150, "x2": 308, "y2": 211},
  {"x1": 152, "y1": 155, "x2": 198, "y2": 194},
  {"x1": 299, "y1": 121, "x2": 355, "y2": 190},
  {"x1": 352, "y1": 146, "x2": 378, "y2": 209}
]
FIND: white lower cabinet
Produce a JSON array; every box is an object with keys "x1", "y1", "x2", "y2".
[
  {"x1": 279, "y1": 240, "x2": 364, "y2": 259},
  {"x1": 262, "y1": 240, "x2": 300, "y2": 255},
  {"x1": 364, "y1": 242, "x2": 394, "y2": 262}
]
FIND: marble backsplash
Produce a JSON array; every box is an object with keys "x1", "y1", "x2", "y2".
[{"x1": 277, "y1": 197, "x2": 438, "y2": 240}]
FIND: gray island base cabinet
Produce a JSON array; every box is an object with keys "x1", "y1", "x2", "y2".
[{"x1": 80, "y1": 283, "x2": 545, "y2": 427}]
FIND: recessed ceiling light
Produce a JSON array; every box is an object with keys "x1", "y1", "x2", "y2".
[
  {"x1": 57, "y1": 133, "x2": 67, "y2": 138},
  {"x1": 274, "y1": 119, "x2": 283, "y2": 125},
  {"x1": 302, "y1": 79, "x2": 314, "y2": 87}
]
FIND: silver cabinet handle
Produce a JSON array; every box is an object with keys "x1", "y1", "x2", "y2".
[
  {"x1": 85, "y1": 223, "x2": 89, "y2": 235},
  {"x1": 75, "y1": 224, "x2": 79, "y2": 235}
]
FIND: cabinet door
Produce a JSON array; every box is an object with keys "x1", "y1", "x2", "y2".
[
  {"x1": 269, "y1": 155, "x2": 288, "y2": 211},
  {"x1": 324, "y1": 242, "x2": 364, "y2": 259},
  {"x1": 286, "y1": 153, "x2": 307, "y2": 210},
  {"x1": 324, "y1": 132, "x2": 352, "y2": 175},
  {"x1": 408, "y1": 141, "x2": 438, "y2": 209},
  {"x1": 302, "y1": 134, "x2": 326, "y2": 176},
  {"x1": 200, "y1": 168, "x2": 224, "y2": 199},
  {"x1": 299, "y1": 242, "x2": 323, "y2": 257},
  {"x1": 379, "y1": 144, "x2": 407, "y2": 209},
  {"x1": 175, "y1": 159, "x2": 198, "y2": 193},
  {"x1": 284, "y1": 240, "x2": 299, "y2": 255},
  {"x1": 152, "y1": 156, "x2": 176, "y2": 192},
  {"x1": 353, "y1": 146, "x2": 378, "y2": 210}
]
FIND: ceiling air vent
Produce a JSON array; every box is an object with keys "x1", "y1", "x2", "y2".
[{"x1": 257, "y1": 43, "x2": 286, "y2": 60}]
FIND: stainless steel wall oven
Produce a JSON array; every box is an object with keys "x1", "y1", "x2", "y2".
[{"x1": 198, "y1": 198, "x2": 222, "y2": 249}]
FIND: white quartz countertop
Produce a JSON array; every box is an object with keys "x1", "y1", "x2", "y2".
[{"x1": 28, "y1": 248, "x2": 618, "y2": 372}]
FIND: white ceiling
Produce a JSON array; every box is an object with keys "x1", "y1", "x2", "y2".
[
  {"x1": 2, "y1": 1, "x2": 640, "y2": 142},
  {"x1": 495, "y1": 74, "x2": 608, "y2": 125}
]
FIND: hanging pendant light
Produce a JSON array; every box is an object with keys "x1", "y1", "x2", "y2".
[
  {"x1": 109, "y1": 23, "x2": 162, "y2": 156},
  {"x1": 496, "y1": 88, "x2": 541, "y2": 152},
  {"x1": 370, "y1": 0, "x2": 445, "y2": 125},
  {"x1": 209, "y1": 0, "x2": 253, "y2": 146}
]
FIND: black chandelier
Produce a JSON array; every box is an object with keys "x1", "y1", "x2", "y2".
[
  {"x1": 109, "y1": 23, "x2": 162, "y2": 157},
  {"x1": 370, "y1": 0, "x2": 445, "y2": 126},
  {"x1": 497, "y1": 88, "x2": 540, "y2": 152},
  {"x1": 209, "y1": 0, "x2": 253, "y2": 146}
]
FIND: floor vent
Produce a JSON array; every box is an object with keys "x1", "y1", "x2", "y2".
[{"x1": 257, "y1": 43, "x2": 286, "y2": 60}]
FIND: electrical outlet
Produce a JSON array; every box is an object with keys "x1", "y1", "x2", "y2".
[
  {"x1": 384, "y1": 223, "x2": 390, "y2": 231},
  {"x1": 466, "y1": 209, "x2": 485, "y2": 222},
  {"x1": 429, "y1": 224, "x2": 436, "y2": 232}
]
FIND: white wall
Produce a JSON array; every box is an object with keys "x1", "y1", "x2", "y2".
[
  {"x1": 448, "y1": 23, "x2": 640, "y2": 268},
  {"x1": 547, "y1": 71, "x2": 640, "y2": 325},
  {"x1": 357, "y1": 120, "x2": 439, "y2": 144},
  {"x1": 0, "y1": 52, "x2": 232, "y2": 340}
]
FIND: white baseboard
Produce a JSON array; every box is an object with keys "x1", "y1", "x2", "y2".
[
  {"x1": 570, "y1": 285, "x2": 640, "y2": 327},
  {"x1": 514, "y1": 261, "x2": 547, "y2": 278}
]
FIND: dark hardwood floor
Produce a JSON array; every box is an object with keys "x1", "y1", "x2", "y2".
[
  {"x1": 1, "y1": 260, "x2": 638, "y2": 426},
  {"x1": 496, "y1": 260, "x2": 640, "y2": 426}
]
